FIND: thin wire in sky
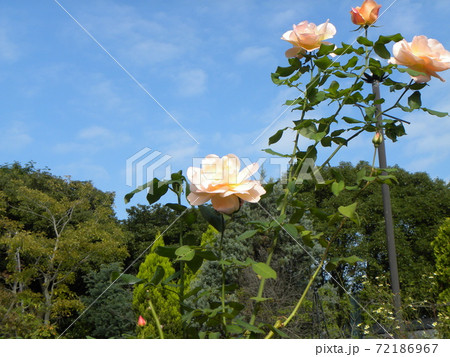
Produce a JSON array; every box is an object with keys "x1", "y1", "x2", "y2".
[{"x1": 53, "y1": 0, "x2": 199, "y2": 144}]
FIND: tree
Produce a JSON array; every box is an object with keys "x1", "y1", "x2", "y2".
[
  {"x1": 123, "y1": 204, "x2": 208, "y2": 274},
  {"x1": 432, "y1": 218, "x2": 450, "y2": 338},
  {"x1": 0, "y1": 162, "x2": 128, "y2": 335},
  {"x1": 80, "y1": 263, "x2": 135, "y2": 339},
  {"x1": 296, "y1": 161, "x2": 449, "y2": 334}
]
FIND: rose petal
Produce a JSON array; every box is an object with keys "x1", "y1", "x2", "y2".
[
  {"x1": 281, "y1": 30, "x2": 297, "y2": 45},
  {"x1": 223, "y1": 154, "x2": 240, "y2": 184},
  {"x1": 187, "y1": 166, "x2": 203, "y2": 186},
  {"x1": 282, "y1": 20, "x2": 336, "y2": 54},
  {"x1": 390, "y1": 36, "x2": 450, "y2": 82},
  {"x1": 236, "y1": 184, "x2": 266, "y2": 203},
  {"x1": 316, "y1": 20, "x2": 336, "y2": 40},
  {"x1": 411, "y1": 74, "x2": 432, "y2": 83},
  {"x1": 224, "y1": 181, "x2": 258, "y2": 195},
  {"x1": 211, "y1": 195, "x2": 240, "y2": 215},
  {"x1": 350, "y1": 8, "x2": 365, "y2": 26},
  {"x1": 285, "y1": 46, "x2": 304, "y2": 58},
  {"x1": 187, "y1": 192, "x2": 212, "y2": 206}
]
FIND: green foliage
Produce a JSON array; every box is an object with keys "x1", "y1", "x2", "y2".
[
  {"x1": 133, "y1": 234, "x2": 182, "y2": 338},
  {"x1": 297, "y1": 161, "x2": 449, "y2": 333},
  {"x1": 0, "y1": 162, "x2": 128, "y2": 335},
  {"x1": 79, "y1": 263, "x2": 135, "y2": 339},
  {"x1": 432, "y1": 218, "x2": 450, "y2": 338},
  {"x1": 186, "y1": 183, "x2": 325, "y2": 338},
  {"x1": 0, "y1": 287, "x2": 57, "y2": 338},
  {"x1": 356, "y1": 273, "x2": 438, "y2": 338},
  {"x1": 123, "y1": 204, "x2": 208, "y2": 274}
]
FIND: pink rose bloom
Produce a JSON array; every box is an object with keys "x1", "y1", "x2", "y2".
[
  {"x1": 187, "y1": 154, "x2": 266, "y2": 215},
  {"x1": 281, "y1": 20, "x2": 336, "y2": 58},
  {"x1": 350, "y1": 0, "x2": 381, "y2": 27},
  {"x1": 389, "y1": 36, "x2": 450, "y2": 82}
]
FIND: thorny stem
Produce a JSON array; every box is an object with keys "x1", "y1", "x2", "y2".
[
  {"x1": 371, "y1": 146, "x2": 378, "y2": 172},
  {"x1": 354, "y1": 104, "x2": 411, "y2": 124},
  {"x1": 364, "y1": 27, "x2": 370, "y2": 68},
  {"x1": 247, "y1": 128, "x2": 339, "y2": 332}
]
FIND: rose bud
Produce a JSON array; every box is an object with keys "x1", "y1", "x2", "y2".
[
  {"x1": 350, "y1": 0, "x2": 381, "y2": 27},
  {"x1": 372, "y1": 132, "x2": 383, "y2": 147},
  {"x1": 137, "y1": 315, "x2": 146, "y2": 326}
]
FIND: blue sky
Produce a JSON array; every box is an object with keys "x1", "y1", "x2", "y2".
[{"x1": 1, "y1": 0, "x2": 449, "y2": 219}]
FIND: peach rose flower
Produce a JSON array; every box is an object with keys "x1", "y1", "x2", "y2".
[
  {"x1": 281, "y1": 20, "x2": 336, "y2": 58},
  {"x1": 350, "y1": 0, "x2": 381, "y2": 27},
  {"x1": 187, "y1": 154, "x2": 266, "y2": 215},
  {"x1": 388, "y1": 36, "x2": 450, "y2": 82}
]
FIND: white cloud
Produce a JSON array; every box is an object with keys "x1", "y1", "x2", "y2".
[
  {"x1": 54, "y1": 125, "x2": 130, "y2": 154},
  {"x1": 87, "y1": 80, "x2": 123, "y2": 110},
  {"x1": 57, "y1": 160, "x2": 110, "y2": 183},
  {"x1": 236, "y1": 46, "x2": 273, "y2": 64},
  {"x1": 176, "y1": 69, "x2": 207, "y2": 97},
  {"x1": 78, "y1": 3, "x2": 200, "y2": 67},
  {"x1": 400, "y1": 111, "x2": 450, "y2": 175},
  {"x1": 128, "y1": 39, "x2": 179, "y2": 65},
  {"x1": 0, "y1": 28, "x2": 19, "y2": 61},
  {"x1": 78, "y1": 126, "x2": 113, "y2": 140},
  {"x1": 268, "y1": 10, "x2": 301, "y2": 29},
  {"x1": 0, "y1": 121, "x2": 32, "y2": 151}
]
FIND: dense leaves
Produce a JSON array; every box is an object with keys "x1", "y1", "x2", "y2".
[{"x1": 0, "y1": 163, "x2": 128, "y2": 337}]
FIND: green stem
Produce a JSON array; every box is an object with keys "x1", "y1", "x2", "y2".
[
  {"x1": 318, "y1": 128, "x2": 365, "y2": 171},
  {"x1": 177, "y1": 193, "x2": 186, "y2": 338},
  {"x1": 248, "y1": 235, "x2": 279, "y2": 329},
  {"x1": 265, "y1": 161, "x2": 379, "y2": 339},
  {"x1": 364, "y1": 27, "x2": 370, "y2": 68},
  {"x1": 265, "y1": 260, "x2": 323, "y2": 339},
  {"x1": 148, "y1": 297, "x2": 164, "y2": 339},
  {"x1": 371, "y1": 146, "x2": 378, "y2": 172},
  {"x1": 219, "y1": 215, "x2": 227, "y2": 329},
  {"x1": 380, "y1": 79, "x2": 414, "y2": 117}
]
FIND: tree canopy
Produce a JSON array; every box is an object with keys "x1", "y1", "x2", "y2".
[{"x1": 0, "y1": 163, "x2": 128, "y2": 337}]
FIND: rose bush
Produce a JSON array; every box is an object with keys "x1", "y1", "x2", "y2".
[{"x1": 123, "y1": 1, "x2": 450, "y2": 339}]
